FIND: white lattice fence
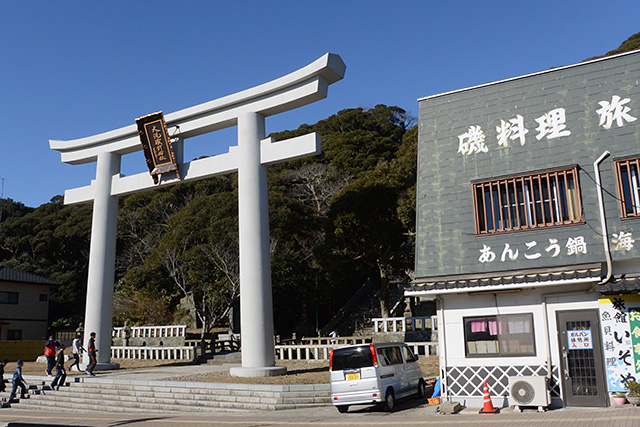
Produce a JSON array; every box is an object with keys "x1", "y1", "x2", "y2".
[{"x1": 445, "y1": 364, "x2": 561, "y2": 398}]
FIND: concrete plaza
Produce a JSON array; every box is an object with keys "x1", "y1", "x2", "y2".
[{"x1": 2, "y1": 362, "x2": 640, "y2": 426}]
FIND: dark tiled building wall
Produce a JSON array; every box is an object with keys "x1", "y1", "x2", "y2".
[{"x1": 416, "y1": 51, "x2": 640, "y2": 279}]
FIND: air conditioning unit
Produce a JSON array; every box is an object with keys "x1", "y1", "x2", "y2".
[{"x1": 509, "y1": 376, "x2": 550, "y2": 412}]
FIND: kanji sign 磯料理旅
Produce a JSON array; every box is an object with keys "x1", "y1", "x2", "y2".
[{"x1": 457, "y1": 95, "x2": 637, "y2": 156}]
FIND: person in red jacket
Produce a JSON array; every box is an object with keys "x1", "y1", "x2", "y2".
[{"x1": 44, "y1": 336, "x2": 58, "y2": 376}]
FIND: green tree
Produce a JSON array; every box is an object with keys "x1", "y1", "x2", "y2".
[
  {"x1": 118, "y1": 181, "x2": 239, "y2": 334},
  {"x1": 585, "y1": 32, "x2": 640, "y2": 61},
  {"x1": 328, "y1": 180, "x2": 410, "y2": 317}
]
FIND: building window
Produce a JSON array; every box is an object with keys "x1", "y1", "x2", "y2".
[
  {"x1": 464, "y1": 313, "x2": 536, "y2": 357},
  {"x1": 7, "y1": 329, "x2": 22, "y2": 340},
  {"x1": 615, "y1": 157, "x2": 640, "y2": 219},
  {"x1": 0, "y1": 291, "x2": 18, "y2": 304},
  {"x1": 39, "y1": 293, "x2": 48, "y2": 302},
  {"x1": 473, "y1": 167, "x2": 583, "y2": 234}
]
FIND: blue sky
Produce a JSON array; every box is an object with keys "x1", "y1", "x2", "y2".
[{"x1": 1, "y1": 1, "x2": 639, "y2": 207}]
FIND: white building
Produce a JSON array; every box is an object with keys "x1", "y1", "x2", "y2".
[{"x1": 409, "y1": 50, "x2": 640, "y2": 408}]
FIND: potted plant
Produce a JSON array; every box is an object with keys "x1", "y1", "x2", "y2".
[
  {"x1": 626, "y1": 380, "x2": 640, "y2": 406},
  {"x1": 612, "y1": 391, "x2": 627, "y2": 405}
]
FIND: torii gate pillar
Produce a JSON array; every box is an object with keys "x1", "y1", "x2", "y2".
[
  {"x1": 233, "y1": 112, "x2": 282, "y2": 375},
  {"x1": 50, "y1": 53, "x2": 345, "y2": 376},
  {"x1": 83, "y1": 152, "x2": 121, "y2": 369}
]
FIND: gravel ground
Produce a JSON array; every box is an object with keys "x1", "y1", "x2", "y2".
[
  {"x1": 173, "y1": 356, "x2": 439, "y2": 384},
  {"x1": 15, "y1": 355, "x2": 439, "y2": 385}
]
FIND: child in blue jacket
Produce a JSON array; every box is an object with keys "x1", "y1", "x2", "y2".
[{"x1": 8, "y1": 359, "x2": 29, "y2": 402}]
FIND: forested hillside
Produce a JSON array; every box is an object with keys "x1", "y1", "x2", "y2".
[{"x1": 1, "y1": 32, "x2": 637, "y2": 336}]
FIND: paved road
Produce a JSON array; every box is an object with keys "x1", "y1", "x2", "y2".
[{"x1": 2, "y1": 403, "x2": 640, "y2": 426}]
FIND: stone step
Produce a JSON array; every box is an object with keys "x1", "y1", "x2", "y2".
[
  {"x1": 21, "y1": 392, "x2": 243, "y2": 411},
  {"x1": 50, "y1": 387, "x2": 308, "y2": 405},
  {"x1": 12, "y1": 398, "x2": 182, "y2": 414},
  {"x1": 69, "y1": 382, "x2": 329, "y2": 399},
  {"x1": 13, "y1": 390, "x2": 325, "y2": 412}
]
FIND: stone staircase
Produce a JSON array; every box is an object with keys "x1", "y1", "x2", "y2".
[
  {"x1": 0, "y1": 381, "x2": 41, "y2": 408},
  {"x1": 1, "y1": 377, "x2": 330, "y2": 412}
]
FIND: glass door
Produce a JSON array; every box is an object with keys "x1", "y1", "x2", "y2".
[{"x1": 557, "y1": 309, "x2": 607, "y2": 407}]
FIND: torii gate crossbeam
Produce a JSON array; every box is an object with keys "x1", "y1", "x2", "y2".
[{"x1": 50, "y1": 53, "x2": 346, "y2": 376}]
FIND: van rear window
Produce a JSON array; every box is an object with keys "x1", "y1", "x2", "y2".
[{"x1": 332, "y1": 346, "x2": 374, "y2": 371}]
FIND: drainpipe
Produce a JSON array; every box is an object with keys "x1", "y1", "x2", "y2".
[
  {"x1": 541, "y1": 296, "x2": 552, "y2": 381},
  {"x1": 436, "y1": 296, "x2": 448, "y2": 400},
  {"x1": 594, "y1": 150, "x2": 612, "y2": 285}
]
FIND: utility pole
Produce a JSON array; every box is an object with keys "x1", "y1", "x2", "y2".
[{"x1": 0, "y1": 176, "x2": 5, "y2": 237}]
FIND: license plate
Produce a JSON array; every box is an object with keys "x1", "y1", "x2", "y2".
[{"x1": 346, "y1": 372, "x2": 360, "y2": 381}]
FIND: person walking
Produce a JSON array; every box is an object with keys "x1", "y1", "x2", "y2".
[
  {"x1": 51, "y1": 344, "x2": 67, "y2": 390},
  {"x1": 69, "y1": 335, "x2": 84, "y2": 371},
  {"x1": 44, "y1": 335, "x2": 58, "y2": 376},
  {"x1": 8, "y1": 359, "x2": 29, "y2": 403},
  {"x1": 86, "y1": 331, "x2": 97, "y2": 376},
  {"x1": 0, "y1": 358, "x2": 8, "y2": 392},
  {"x1": 329, "y1": 329, "x2": 339, "y2": 344}
]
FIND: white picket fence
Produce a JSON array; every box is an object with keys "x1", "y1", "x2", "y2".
[
  {"x1": 111, "y1": 345, "x2": 195, "y2": 360},
  {"x1": 108, "y1": 320, "x2": 439, "y2": 362},
  {"x1": 275, "y1": 341, "x2": 438, "y2": 361},
  {"x1": 110, "y1": 325, "x2": 192, "y2": 360},
  {"x1": 112, "y1": 325, "x2": 186, "y2": 338}
]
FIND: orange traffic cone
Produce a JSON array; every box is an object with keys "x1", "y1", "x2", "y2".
[{"x1": 479, "y1": 381, "x2": 500, "y2": 414}]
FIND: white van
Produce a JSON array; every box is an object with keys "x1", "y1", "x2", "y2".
[{"x1": 329, "y1": 342, "x2": 425, "y2": 413}]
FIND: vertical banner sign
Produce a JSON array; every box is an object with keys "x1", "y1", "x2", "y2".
[
  {"x1": 136, "y1": 111, "x2": 180, "y2": 184},
  {"x1": 630, "y1": 308, "x2": 640, "y2": 373},
  {"x1": 599, "y1": 295, "x2": 640, "y2": 391}
]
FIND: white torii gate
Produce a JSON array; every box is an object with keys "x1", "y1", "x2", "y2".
[{"x1": 50, "y1": 53, "x2": 346, "y2": 376}]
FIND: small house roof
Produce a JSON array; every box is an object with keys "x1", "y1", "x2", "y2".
[{"x1": 0, "y1": 265, "x2": 60, "y2": 286}]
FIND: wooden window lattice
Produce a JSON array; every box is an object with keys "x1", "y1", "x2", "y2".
[
  {"x1": 615, "y1": 158, "x2": 640, "y2": 219},
  {"x1": 473, "y1": 167, "x2": 583, "y2": 234}
]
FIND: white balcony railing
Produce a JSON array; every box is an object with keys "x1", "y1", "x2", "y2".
[
  {"x1": 372, "y1": 316, "x2": 437, "y2": 333},
  {"x1": 112, "y1": 325, "x2": 186, "y2": 339},
  {"x1": 111, "y1": 345, "x2": 194, "y2": 360}
]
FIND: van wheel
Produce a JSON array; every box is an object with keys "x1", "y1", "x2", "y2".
[
  {"x1": 381, "y1": 389, "x2": 395, "y2": 412},
  {"x1": 417, "y1": 379, "x2": 426, "y2": 399},
  {"x1": 336, "y1": 405, "x2": 349, "y2": 413}
]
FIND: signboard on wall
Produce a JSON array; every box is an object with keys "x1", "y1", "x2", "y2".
[
  {"x1": 136, "y1": 111, "x2": 180, "y2": 184},
  {"x1": 599, "y1": 295, "x2": 640, "y2": 391}
]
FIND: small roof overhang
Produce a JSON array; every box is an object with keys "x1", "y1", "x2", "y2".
[
  {"x1": 596, "y1": 273, "x2": 640, "y2": 294},
  {"x1": 406, "y1": 264, "x2": 602, "y2": 296}
]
